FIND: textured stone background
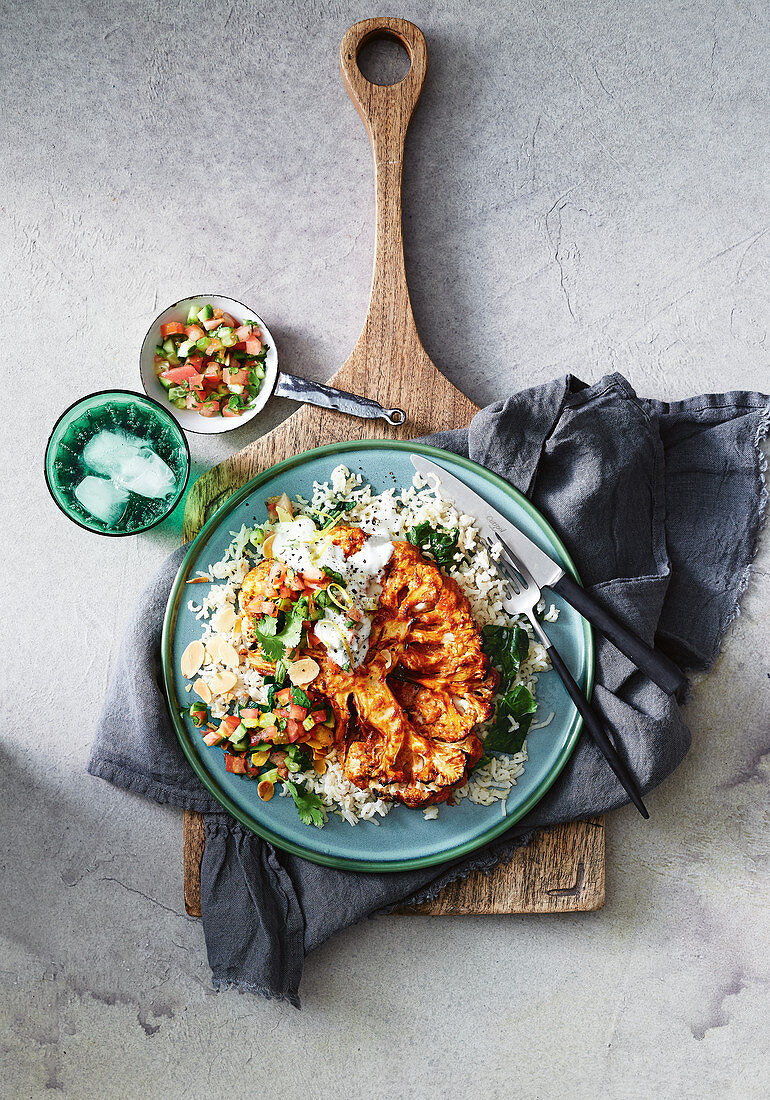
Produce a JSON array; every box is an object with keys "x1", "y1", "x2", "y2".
[{"x1": 2, "y1": 0, "x2": 768, "y2": 1096}]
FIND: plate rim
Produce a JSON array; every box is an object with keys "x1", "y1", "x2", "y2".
[{"x1": 161, "y1": 440, "x2": 594, "y2": 872}]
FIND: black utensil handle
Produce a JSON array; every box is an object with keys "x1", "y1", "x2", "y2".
[
  {"x1": 553, "y1": 572, "x2": 686, "y2": 696},
  {"x1": 546, "y1": 643, "x2": 650, "y2": 819}
]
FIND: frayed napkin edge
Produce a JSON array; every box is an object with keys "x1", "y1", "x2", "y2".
[
  {"x1": 87, "y1": 758, "x2": 220, "y2": 815},
  {"x1": 212, "y1": 976, "x2": 301, "y2": 1010}
]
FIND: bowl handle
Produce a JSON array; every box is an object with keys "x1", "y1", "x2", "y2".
[{"x1": 274, "y1": 371, "x2": 406, "y2": 426}]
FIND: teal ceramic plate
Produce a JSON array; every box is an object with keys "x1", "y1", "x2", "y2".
[{"x1": 162, "y1": 442, "x2": 593, "y2": 872}]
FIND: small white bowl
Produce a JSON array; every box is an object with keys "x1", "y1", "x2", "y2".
[{"x1": 139, "y1": 294, "x2": 279, "y2": 435}]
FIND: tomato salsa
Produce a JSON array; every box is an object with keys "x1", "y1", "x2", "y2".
[{"x1": 154, "y1": 303, "x2": 268, "y2": 419}]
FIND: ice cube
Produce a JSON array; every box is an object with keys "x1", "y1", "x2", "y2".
[
  {"x1": 74, "y1": 476, "x2": 130, "y2": 525},
  {"x1": 115, "y1": 448, "x2": 176, "y2": 499},
  {"x1": 82, "y1": 430, "x2": 144, "y2": 478}
]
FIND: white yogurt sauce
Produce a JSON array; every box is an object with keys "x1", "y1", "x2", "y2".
[{"x1": 269, "y1": 518, "x2": 392, "y2": 669}]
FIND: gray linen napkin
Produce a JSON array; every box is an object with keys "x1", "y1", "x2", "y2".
[{"x1": 89, "y1": 373, "x2": 769, "y2": 1006}]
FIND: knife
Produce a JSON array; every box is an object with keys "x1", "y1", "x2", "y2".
[{"x1": 411, "y1": 455, "x2": 687, "y2": 696}]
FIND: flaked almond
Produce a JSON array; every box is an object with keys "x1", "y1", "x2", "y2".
[
  {"x1": 262, "y1": 533, "x2": 276, "y2": 559},
  {"x1": 217, "y1": 641, "x2": 240, "y2": 669},
  {"x1": 209, "y1": 669, "x2": 237, "y2": 696},
  {"x1": 193, "y1": 678, "x2": 212, "y2": 703},
  {"x1": 180, "y1": 640, "x2": 205, "y2": 679},
  {"x1": 205, "y1": 636, "x2": 223, "y2": 663},
  {"x1": 257, "y1": 779, "x2": 274, "y2": 801},
  {"x1": 233, "y1": 615, "x2": 243, "y2": 635},
  {"x1": 313, "y1": 756, "x2": 328, "y2": 776},
  {"x1": 212, "y1": 606, "x2": 236, "y2": 633},
  {"x1": 287, "y1": 657, "x2": 320, "y2": 687}
]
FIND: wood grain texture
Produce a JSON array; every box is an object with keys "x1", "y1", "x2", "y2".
[{"x1": 181, "y1": 17, "x2": 604, "y2": 919}]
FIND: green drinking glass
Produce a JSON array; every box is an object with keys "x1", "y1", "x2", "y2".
[{"x1": 44, "y1": 390, "x2": 191, "y2": 536}]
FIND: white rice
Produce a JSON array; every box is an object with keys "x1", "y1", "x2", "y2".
[{"x1": 186, "y1": 463, "x2": 557, "y2": 826}]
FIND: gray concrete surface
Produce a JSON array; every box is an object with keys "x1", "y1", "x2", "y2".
[{"x1": 2, "y1": 0, "x2": 769, "y2": 1096}]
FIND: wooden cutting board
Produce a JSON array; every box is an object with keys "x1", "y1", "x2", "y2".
[{"x1": 180, "y1": 17, "x2": 605, "y2": 918}]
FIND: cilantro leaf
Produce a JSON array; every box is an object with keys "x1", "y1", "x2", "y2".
[
  {"x1": 291, "y1": 686, "x2": 312, "y2": 708},
  {"x1": 283, "y1": 780, "x2": 325, "y2": 827},
  {"x1": 322, "y1": 566, "x2": 344, "y2": 585},
  {"x1": 255, "y1": 604, "x2": 304, "y2": 662},
  {"x1": 406, "y1": 521, "x2": 459, "y2": 567}
]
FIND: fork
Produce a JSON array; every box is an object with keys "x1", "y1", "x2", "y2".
[{"x1": 483, "y1": 534, "x2": 650, "y2": 819}]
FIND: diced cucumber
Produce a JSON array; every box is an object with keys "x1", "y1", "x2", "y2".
[
  {"x1": 177, "y1": 339, "x2": 194, "y2": 358},
  {"x1": 197, "y1": 304, "x2": 214, "y2": 322},
  {"x1": 195, "y1": 336, "x2": 210, "y2": 352},
  {"x1": 155, "y1": 344, "x2": 166, "y2": 357},
  {"x1": 173, "y1": 397, "x2": 187, "y2": 409},
  {"x1": 253, "y1": 364, "x2": 265, "y2": 379},
  {"x1": 159, "y1": 376, "x2": 173, "y2": 390},
  {"x1": 186, "y1": 303, "x2": 201, "y2": 324},
  {"x1": 168, "y1": 385, "x2": 187, "y2": 400},
  {"x1": 162, "y1": 338, "x2": 177, "y2": 356},
  {"x1": 228, "y1": 384, "x2": 244, "y2": 394}
]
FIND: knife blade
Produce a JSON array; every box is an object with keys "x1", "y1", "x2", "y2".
[
  {"x1": 411, "y1": 455, "x2": 565, "y2": 587},
  {"x1": 410, "y1": 454, "x2": 687, "y2": 696}
]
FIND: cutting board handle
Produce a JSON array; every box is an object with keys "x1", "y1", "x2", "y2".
[{"x1": 339, "y1": 18, "x2": 428, "y2": 371}]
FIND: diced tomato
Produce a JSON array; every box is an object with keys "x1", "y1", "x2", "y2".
[
  {"x1": 213, "y1": 308, "x2": 224, "y2": 319},
  {"x1": 245, "y1": 338, "x2": 262, "y2": 355},
  {"x1": 225, "y1": 367, "x2": 248, "y2": 388},
  {"x1": 276, "y1": 688, "x2": 292, "y2": 704},
  {"x1": 267, "y1": 503, "x2": 278, "y2": 520},
  {"x1": 288, "y1": 574, "x2": 304, "y2": 592},
  {"x1": 240, "y1": 709, "x2": 262, "y2": 720},
  {"x1": 187, "y1": 353, "x2": 203, "y2": 370},
  {"x1": 301, "y1": 566, "x2": 326, "y2": 583},
  {"x1": 310, "y1": 709, "x2": 328, "y2": 724},
  {"x1": 203, "y1": 362, "x2": 222, "y2": 380},
  {"x1": 222, "y1": 403, "x2": 241, "y2": 418},
  {"x1": 185, "y1": 324, "x2": 205, "y2": 340},
  {"x1": 206, "y1": 337, "x2": 223, "y2": 355},
  {"x1": 198, "y1": 399, "x2": 220, "y2": 418},
  {"x1": 278, "y1": 586, "x2": 291, "y2": 599},
  {"x1": 185, "y1": 392, "x2": 203, "y2": 411},
  {"x1": 202, "y1": 316, "x2": 223, "y2": 332},
  {"x1": 261, "y1": 600, "x2": 276, "y2": 616},
  {"x1": 224, "y1": 753, "x2": 246, "y2": 774},
  {"x1": 285, "y1": 719, "x2": 305, "y2": 743},
  {"x1": 348, "y1": 606, "x2": 363, "y2": 623},
  {"x1": 274, "y1": 707, "x2": 290, "y2": 719},
  {"x1": 203, "y1": 730, "x2": 224, "y2": 746},
  {"x1": 289, "y1": 704, "x2": 307, "y2": 721},
  {"x1": 220, "y1": 715, "x2": 241, "y2": 734},
  {"x1": 160, "y1": 363, "x2": 199, "y2": 385},
  {"x1": 160, "y1": 321, "x2": 185, "y2": 338},
  {"x1": 234, "y1": 325, "x2": 253, "y2": 341},
  {"x1": 220, "y1": 312, "x2": 236, "y2": 326}
]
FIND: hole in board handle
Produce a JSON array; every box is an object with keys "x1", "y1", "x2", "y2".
[{"x1": 354, "y1": 32, "x2": 412, "y2": 87}]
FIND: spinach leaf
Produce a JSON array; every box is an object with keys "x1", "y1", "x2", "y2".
[
  {"x1": 483, "y1": 684, "x2": 538, "y2": 755},
  {"x1": 405, "y1": 521, "x2": 459, "y2": 567},
  {"x1": 482, "y1": 624, "x2": 529, "y2": 686},
  {"x1": 481, "y1": 624, "x2": 536, "y2": 755}
]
